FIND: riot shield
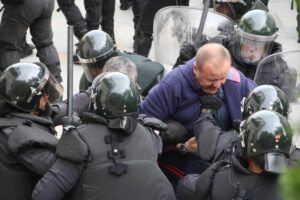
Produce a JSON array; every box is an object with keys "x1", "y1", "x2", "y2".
[
  {"x1": 254, "y1": 50, "x2": 300, "y2": 145},
  {"x1": 152, "y1": 6, "x2": 235, "y2": 66}
]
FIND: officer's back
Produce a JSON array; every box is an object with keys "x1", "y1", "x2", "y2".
[{"x1": 32, "y1": 72, "x2": 176, "y2": 200}]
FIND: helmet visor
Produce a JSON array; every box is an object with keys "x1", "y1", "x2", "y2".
[
  {"x1": 264, "y1": 152, "x2": 287, "y2": 174},
  {"x1": 81, "y1": 63, "x2": 100, "y2": 82},
  {"x1": 235, "y1": 28, "x2": 277, "y2": 64},
  {"x1": 42, "y1": 73, "x2": 64, "y2": 104}
]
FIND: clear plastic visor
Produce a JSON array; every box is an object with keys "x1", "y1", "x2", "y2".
[{"x1": 264, "y1": 152, "x2": 288, "y2": 174}]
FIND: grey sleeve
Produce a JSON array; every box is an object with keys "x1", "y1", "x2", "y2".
[
  {"x1": 194, "y1": 112, "x2": 222, "y2": 161},
  {"x1": 51, "y1": 91, "x2": 90, "y2": 125},
  {"x1": 177, "y1": 174, "x2": 199, "y2": 200},
  {"x1": 16, "y1": 148, "x2": 57, "y2": 176},
  {"x1": 32, "y1": 158, "x2": 84, "y2": 200}
]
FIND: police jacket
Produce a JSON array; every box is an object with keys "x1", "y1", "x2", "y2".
[
  {"x1": 0, "y1": 112, "x2": 58, "y2": 200},
  {"x1": 32, "y1": 113, "x2": 176, "y2": 200},
  {"x1": 177, "y1": 156, "x2": 283, "y2": 200}
]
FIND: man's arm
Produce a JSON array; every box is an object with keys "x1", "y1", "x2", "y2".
[
  {"x1": 32, "y1": 158, "x2": 83, "y2": 200},
  {"x1": 140, "y1": 81, "x2": 177, "y2": 121},
  {"x1": 52, "y1": 91, "x2": 90, "y2": 125}
]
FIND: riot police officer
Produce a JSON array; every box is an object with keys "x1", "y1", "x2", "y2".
[
  {"x1": 191, "y1": 85, "x2": 291, "y2": 164},
  {"x1": 177, "y1": 110, "x2": 292, "y2": 200},
  {"x1": 77, "y1": 30, "x2": 165, "y2": 96},
  {"x1": 57, "y1": 0, "x2": 116, "y2": 42},
  {"x1": 32, "y1": 72, "x2": 176, "y2": 200},
  {"x1": 0, "y1": 62, "x2": 63, "y2": 200},
  {"x1": 176, "y1": 10, "x2": 286, "y2": 80},
  {"x1": 0, "y1": 0, "x2": 62, "y2": 82}
]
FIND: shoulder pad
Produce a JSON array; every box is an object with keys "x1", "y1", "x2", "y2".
[
  {"x1": 0, "y1": 118, "x2": 19, "y2": 129},
  {"x1": 227, "y1": 67, "x2": 241, "y2": 83},
  {"x1": 8, "y1": 125, "x2": 58, "y2": 153},
  {"x1": 56, "y1": 129, "x2": 89, "y2": 162},
  {"x1": 81, "y1": 112, "x2": 107, "y2": 125},
  {"x1": 137, "y1": 114, "x2": 167, "y2": 131}
]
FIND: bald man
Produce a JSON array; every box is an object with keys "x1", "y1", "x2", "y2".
[{"x1": 140, "y1": 43, "x2": 256, "y2": 190}]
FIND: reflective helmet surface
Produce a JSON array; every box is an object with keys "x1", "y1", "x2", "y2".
[
  {"x1": 77, "y1": 30, "x2": 115, "y2": 81},
  {"x1": 233, "y1": 9, "x2": 278, "y2": 65},
  {"x1": 242, "y1": 85, "x2": 290, "y2": 119},
  {"x1": 0, "y1": 62, "x2": 63, "y2": 113},
  {"x1": 240, "y1": 110, "x2": 292, "y2": 173},
  {"x1": 92, "y1": 72, "x2": 140, "y2": 118}
]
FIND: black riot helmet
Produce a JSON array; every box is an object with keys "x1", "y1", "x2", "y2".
[
  {"x1": 91, "y1": 72, "x2": 140, "y2": 134},
  {"x1": 0, "y1": 62, "x2": 63, "y2": 113},
  {"x1": 233, "y1": 9, "x2": 278, "y2": 65},
  {"x1": 242, "y1": 85, "x2": 290, "y2": 119},
  {"x1": 77, "y1": 30, "x2": 116, "y2": 82},
  {"x1": 240, "y1": 110, "x2": 292, "y2": 174}
]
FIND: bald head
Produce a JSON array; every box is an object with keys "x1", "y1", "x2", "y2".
[
  {"x1": 193, "y1": 43, "x2": 232, "y2": 94},
  {"x1": 195, "y1": 43, "x2": 231, "y2": 71},
  {"x1": 103, "y1": 56, "x2": 138, "y2": 81}
]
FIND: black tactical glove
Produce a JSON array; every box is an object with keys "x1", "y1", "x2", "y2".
[
  {"x1": 199, "y1": 94, "x2": 222, "y2": 113},
  {"x1": 173, "y1": 43, "x2": 197, "y2": 68},
  {"x1": 62, "y1": 113, "x2": 82, "y2": 131}
]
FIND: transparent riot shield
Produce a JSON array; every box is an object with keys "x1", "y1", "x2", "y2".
[
  {"x1": 152, "y1": 6, "x2": 235, "y2": 66},
  {"x1": 254, "y1": 50, "x2": 300, "y2": 145}
]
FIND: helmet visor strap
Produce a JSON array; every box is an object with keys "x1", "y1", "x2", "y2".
[{"x1": 264, "y1": 152, "x2": 287, "y2": 174}]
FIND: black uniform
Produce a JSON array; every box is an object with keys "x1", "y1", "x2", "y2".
[
  {"x1": 0, "y1": 0, "x2": 62, "y2": 82},
  {"x1": 0, "y1": 111, "x2": 58, "y2": 200},
  {"x1": 134, "y1": 0, "x2": 189, "y2": 57},
  {"x1": 177, "y1": 156, "x2": 283, "y2": 200},
  {"x1": 57, "y1": 0, "x2": 116, "y2": 42},
  {"x1": 32, "y1": 112, "x2": 176, "y2": 200}
]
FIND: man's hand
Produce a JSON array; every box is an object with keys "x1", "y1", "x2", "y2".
[
  {"x1": 176, "y1": 137, "x2": 198, "y2": 153},
  {"x1": 199, "y1": 94, "x2": 222, "y2": 112}
]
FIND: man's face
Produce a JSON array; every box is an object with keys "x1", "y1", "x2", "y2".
[
  {"x1": 193, "y1": 61, "x2": 230, "y2": 94},
  {"x1": 239, "y1": 39, "x2": 266, "y2": 64}
]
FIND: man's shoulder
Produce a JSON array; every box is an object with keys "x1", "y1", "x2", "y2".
[{"x1": 226, "y1": 67, "x2": 241, "y2": 83}]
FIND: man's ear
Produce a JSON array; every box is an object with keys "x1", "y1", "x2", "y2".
[{"x1": 193, "y1": 61, "x2": 198, "y2": 75}]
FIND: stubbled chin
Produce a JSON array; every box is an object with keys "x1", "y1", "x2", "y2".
[{"x1": 203, "y1": 88, "x2": 218, "y2": 94}]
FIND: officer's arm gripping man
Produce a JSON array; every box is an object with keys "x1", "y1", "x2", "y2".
[{"x1": 32, "y1": 129, "x2": 87, "y2": 200}]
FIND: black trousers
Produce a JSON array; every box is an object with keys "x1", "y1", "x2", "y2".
[
  {"x1": 0, "y1": 0, "x2": 62, "y2": 82},
  {"x1": 57, "y1": 0, "x2": 115, "y2": 42}
]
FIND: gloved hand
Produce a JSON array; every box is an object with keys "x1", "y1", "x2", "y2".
[
  {"x1": 173, "y1": 43, "x2": 197, "y2": 68},
  {"x1": 62, "y1": 113, "x2": 82, "y2": 131},
  {"x1": 199, "y1": 94, "x2": 222, "y2": 113}
]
